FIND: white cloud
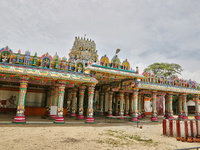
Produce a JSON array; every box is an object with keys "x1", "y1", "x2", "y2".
[{"x1": 0, "y1": 0, "x2": 200, "y2": 82}]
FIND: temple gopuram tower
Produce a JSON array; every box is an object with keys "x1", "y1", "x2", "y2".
[{"x1": 69, "y1": 37, "x2": 99, "y2": 65}]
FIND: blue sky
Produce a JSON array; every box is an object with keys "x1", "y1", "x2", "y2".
[{"x1": 0, "y1": 0, "x2": 200, "y2": 82}]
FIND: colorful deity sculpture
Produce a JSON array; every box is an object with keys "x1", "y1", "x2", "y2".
[
  {"x1": 55, "y1": 57, "x2": 59, "y2": 69},
  {"x1": 43, "y1": 58, "x2": 49, "y2": 68},
  {"x1": 77, "y1": 64, "x2": 83, "y2": 73},
  {"x1": 2, "y1": 53, "x2": 10, "y2": 62},
  {"x1": 16, "y1": 49, "x2": 21, "y2": 63},
  {"x1": 33, "y1": 52, "x2": 37, "y2": 66},
  {"x1": 24, "y1": 50, "x2": 30, "y2": 65},
  {"x1": 61, "y1": 57, "x2": 67, "y2": 70}
]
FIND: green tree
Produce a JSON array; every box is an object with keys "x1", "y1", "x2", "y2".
[{"x1": 144, "y1": 62, "x2": 183, "y2": 78}]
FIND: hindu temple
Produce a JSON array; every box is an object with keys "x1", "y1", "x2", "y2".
[{"x1": 0, "y1": 36, "x2": 199, "y2": 124}]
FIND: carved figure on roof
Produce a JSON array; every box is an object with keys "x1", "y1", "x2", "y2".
[
  {"x1": 41, "y1": 53, "x2": 53, "y2": 68},
  {"x1": 142, "y1": 72, "x2": 149, "y2": 82},
  {"x1": 77, "y1": 64, "x2": 82, "y2": 73},
  {"x1": 171, "y1": 77, "x2": 174, "y2": 85},
  {"x1": 24, "y1": 50, "x2": 30, "y2": 65},
  {"x1": 0, "y1": 46, "x2": 13, "y2": 63},
  {"x1": 33, "y1": 52, "x2": 37, "y2": 66},
  {"x1": 16, "y1": 49, "x2": 21, "y2": 64},
  {"x1": 159, "y1": 75, "x2": 165, "y2": 84},
  {"x1": 75, "y1": 60, "x2": 85, "y2": 73},
  {"x1": 111, "y1": 55, "x2": 121, "y2": 69},
  {"x1": 167, "y1": 76, "x2": 171, "y2": 85},
  {"x1": 61, "y1": 57, "x2": 67, "y2": 70},
  {"x1": 43, "y1": 58, "x2": 49, "y2": 68},
  {"x1": 122, "y1": 59, "x2": 130, "y2": 70},
  {"x1": 174, "y1": 78, "x2": 180, "y2": 86},
  {"x1": 100, "y1": 55, "x2": 109, "y2": 67},
  {"x1": 188, "y1": 79, "x2": 192, "y2": 88},
  {"x1": 53, "y1": 53, "x2": 59, "y2": 69},
  {"x1": 2, "y1": 52, "x2": 10, "y2": 62}
]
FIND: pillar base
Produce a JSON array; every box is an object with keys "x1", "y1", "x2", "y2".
[
  {"x1": 54, "y1": 117, "x2": 65, "y2": 124},
  {"x1": 115, "y1": 113, "x2": 119, "y2": 116},
  {"x1": 138, "y1": 115, "x2": 142, "y2": 119},
  {"x1": 151, "y1": 117, "x2": 158, "y2": 122},
  {"x1": 195, "y1": 116, "x2": 200, "y2": 120},
  {"x1": 182, "y1": 116, "x2": 188, "y2": 120},
  {"x1": 164, "y1": 113, "x2": 168, "y2": 118},
  {"x1": 168, "y1": 116, "x2": 174, "y2": 120},
  {"x1": 12, "y1": 116, "x2": 26, "y2": 123},
  {"x1": 125, "y1": 114, "x2": 129, "y2": 116},
  {"x1": 77, "y1": 115, "x2": 84, "y2": 120},
  {"x1": 70, "y1": 113, "x2": 76, "y2": 118},
  {"x1": 85, "y1": 117, "x2": 94, "y2": 123},
  {"x1": 50, "y1": 115, "x2": 57, "y2": 120},
  {"x1": 44, "y1": 111, "x2": 50, "y2": 116},
  {"x1": 65, "y1": 112, "x2": 70, "y2": 116},
  {"x1": 178, "y1": 115, "x2": 183, "y2": 118},
  {"x1": 108, "y1": 114, "x2": 113, "y2": 117},
  {"x1": 131, "y1": 117, "x2": 138, "y2": 122},
  {"x1": 101, "y1": 113, "x2": 104, "y2": 116}
]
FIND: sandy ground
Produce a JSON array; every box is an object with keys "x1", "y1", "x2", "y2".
[{"x1": 0, "y1": 123, "x2": 199, "y2": 150}]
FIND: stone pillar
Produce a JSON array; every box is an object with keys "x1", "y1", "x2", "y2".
[
  {"x1": 164, "y1": 95, "x2": 168, "y2": 118},
  {"x1": 77, "y1": 86, "x2": 86, "y2": 120},
  {"x1": 119, "y1": 90, "x2": 124, "y2": 119},
  {"x1": 167, "y1": 92, "x2": 174, "y2": 120},
  {"x1": 151, "y1": 91, "x2": 158, "y2": 122},
  {"x1": 65, "y1": 89, "x2": 72, "y2": 116},
  {"x1": 85, "y1": 85, "x2": 95, "y2": 123},
  {"x1": 141, "y1": 94, "x2": 145, "y2": 117},
  {"x1": 178, "y1": 94, "x2": 183, "y2": 119},
  {"x1": 50, "y1": 85, "x2": 59, "y2": 120},
  {"x1": 49, "y1": 86, "x2": 54, "y2": 108},
  {"x1": 45, "y1": 87, "x2": 51, "y2": 116},
  {"x1": 138, "y1": 93, "x2": 142, "y2": 119},
  {"x1": 13, "y1": 80, "x2": 28, "y2": 123},
  {"x1": 129, "y1": 93, "x2": 133, "y2": 116},
  {"x1": 115, "y1": 93, "x2": 119, "y2": 116},
  {"x1": 70, "y1": 88, "x2": 78, "y2": 118},
  {"x1": 125, "y1": 93, "x2": 129, "y2": 116},
  {"x1": 100, "y1": 92, "x2": 105, "y2": 116},
  {"x1": 182, "y1": 93, "x2": 188, "y2": 120},
  {"x1": 54, "y1": 85, "x2": 66, "y2": 124},
  {"x1": 194, "y1": 94, "x2": 200, "y2": 120},
  {"x1": 131, "y1": 89, "x2": 139, "y2": 122},
  {"x1": 108, "y1": 91, "x2": 113, "y2": 116}
]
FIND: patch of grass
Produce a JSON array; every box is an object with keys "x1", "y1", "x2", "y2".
[{"x1": 96, "y1": 129, "x2": 154, "y2": 147}]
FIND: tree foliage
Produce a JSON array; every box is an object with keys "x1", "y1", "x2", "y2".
[{"x1": 144, "y1": 62, "x2": 183, "y2": 78}]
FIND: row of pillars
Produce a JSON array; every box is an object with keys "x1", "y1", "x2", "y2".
[
  {"x1": 45, "y1": 84, "x2": 96, "y2": 123},
  {"x1": 101, "y1": 90, "x2": 200, "y2": 122},
  {"x1": 12, "y1": 79, "x2": 96, "y2": 124},
  {"x1": 12, "y1": 80, "x2": 200, "y2": 124},
  {"x1": 99, "y1": 89, "x2": 149, "y2": 122},
  {"x1": 165, "y1": 93, "x2": 200, "y2": 120}
]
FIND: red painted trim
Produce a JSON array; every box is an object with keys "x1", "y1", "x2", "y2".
[
  {"x1": 177, "y1": 120, "x2": 180, "y2": 137},
  {"x1": 0, "y1": 87, "x2": 46, "y2": 93},
  {"x1": 190, "y1": 120, "x2": 194, "y2": 137},
  {"x1": 185, "y1": 121, "x2": 188, "y2": 137},
  {"x1": 196, "y1": 120, "x2": 199, "y2": 136},
  {"x1": 170, "y1": 120, "x2": 173, "y2": 137},
  {"x1": 145, "y1": 112, "x2": 151, "y2": 115},
  {"x1": 163, "y1": 119, "x2": 166, "y2": 135}
]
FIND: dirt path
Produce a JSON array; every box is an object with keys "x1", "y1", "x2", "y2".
[{"x1": 0, "y1": 123, "x2": 199, "y2": 150}]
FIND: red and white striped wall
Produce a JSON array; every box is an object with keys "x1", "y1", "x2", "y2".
[{"x1": 163, "y1": 119, "x2": 200, "y2": 138}]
